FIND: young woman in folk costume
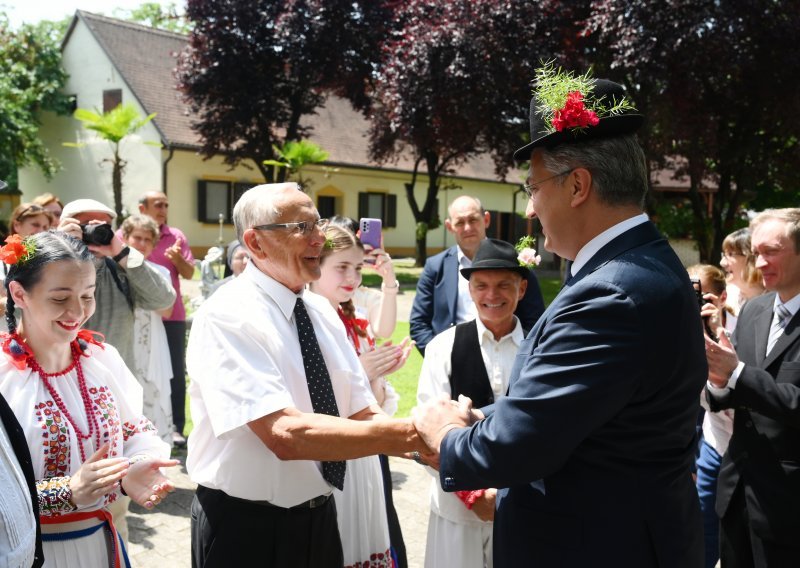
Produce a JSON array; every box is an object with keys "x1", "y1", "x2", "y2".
[
  {"x1": 0, "y1": 231, "x2": 178, "y2": 568},
  {"x1": 309, "y1": 225, "x2": 413, "y2": 568}
]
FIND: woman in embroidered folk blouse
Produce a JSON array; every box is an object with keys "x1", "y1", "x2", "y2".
[
  {"x1": 0, "y1": 231, "x2": 177, "y2": 568},
  {"x1": 309, "y1": 225, "x2": 413, "y2": 568}
]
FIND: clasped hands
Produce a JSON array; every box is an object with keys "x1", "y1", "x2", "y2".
[
  {"x1": 408, "y1": 393, "x2": 484, "y2": 470},
  {"x1": 70, "y1": 443, "x2": 180, "y2": 510}
]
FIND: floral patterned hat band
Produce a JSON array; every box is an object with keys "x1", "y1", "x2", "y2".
[
  {"x1": 513, "y1": 63, "x2": 644, "y2": 161},
  {"x1": 0, "y1": 235, "x2": 35, "y2": 266}
]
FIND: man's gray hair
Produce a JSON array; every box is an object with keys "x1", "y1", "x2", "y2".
[
  {"x1": 540, "y1": 134, "x2": 648, "y2": 208},
  {"x1": 233, "y1": 183, "x2": 297, "y2": 242},
  {"x1": 750, "y1": 208, "x2": 800, "y2": 253}
]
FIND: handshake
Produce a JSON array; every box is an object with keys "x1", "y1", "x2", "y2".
[{"x1": 408, "y1": 393, "x2": 485, "y2": 469}]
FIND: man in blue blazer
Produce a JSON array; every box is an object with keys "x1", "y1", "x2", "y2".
[
  {"x1": 410, "y1": 195, "x2": 545, "y2": 355},
  {"x1": 413, "y1": 70, "x2": 706, "y2": 567}
]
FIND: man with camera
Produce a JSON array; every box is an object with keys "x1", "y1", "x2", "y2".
[{"x1": 58, "y1": 199, "x2": 176, "y2": 372}]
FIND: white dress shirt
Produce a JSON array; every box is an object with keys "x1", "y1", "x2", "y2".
[
  {"x1": 186, "y1": 262, "x2": 376, "y2": 507},
  {"x1": 570, "y1": 213, "x2": 650, "y2": 276},
  {"x1": 417, "y1": 316, "x2": 523, "y2": 524}
]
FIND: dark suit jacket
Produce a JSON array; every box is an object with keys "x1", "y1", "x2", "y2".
[
  {"x1": 409, "y1": 244, "x2": 545, "y2": 354},
  {"x1": 706, "y1": 292, "x2": 800, "y2": 544},
  {"x1": 0, "y1": 391, "x2": 43, "y2": 567},
  {"x1": 438, "y1": 222, "x2": 705, "y2": 567}
]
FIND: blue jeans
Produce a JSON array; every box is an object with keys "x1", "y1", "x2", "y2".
[{"x1": 696, "y1": 439, "x2": 722, "y2": 568}]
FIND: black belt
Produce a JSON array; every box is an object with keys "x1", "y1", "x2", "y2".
[
  {"x1": 255, "y1": 494, "x2": 332, "y2": 509},
  {"x1": 205, "y1": 486, "x2": 332, "y2": 510}
]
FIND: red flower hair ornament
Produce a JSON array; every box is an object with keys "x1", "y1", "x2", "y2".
[{"x1": 0, "y1": 234, "x2": 35, "y2": 266}]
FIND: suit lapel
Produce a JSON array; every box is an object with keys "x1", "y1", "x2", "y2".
[{"x1": 753, "y1": 299, "x2": 775, "y2": 366}]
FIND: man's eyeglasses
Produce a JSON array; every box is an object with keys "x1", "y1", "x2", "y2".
[
  {"x1": 522, "y1": 168, "x2": 575, "y2": 199},
  {"x1": 252, "y1": 218, "x2": 329, "y2": 236}
]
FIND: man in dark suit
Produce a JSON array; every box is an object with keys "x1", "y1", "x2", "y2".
[
  {"x1": 413, "y1": 69, "x2": 706, "y2": 567},
  {"x1": 705, "y1": 208, "x2": 800, "y2": 567},
  {"x1": 409, "y1": 195, "x2": 545, "y2": 355}
]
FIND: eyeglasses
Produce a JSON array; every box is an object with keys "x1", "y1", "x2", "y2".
[
  {"x1": 252, "y1": 218, "x2": 329, "y2": 236},
  {"x1": 522, "y1": 168, "x2": 575, "y2": 199},
  {"x1": 720, "y1": 251, "x2": 744, "y2": 260}
]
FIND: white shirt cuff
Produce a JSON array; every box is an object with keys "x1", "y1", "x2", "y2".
[
  {"x1": 707, "y1": 361, "x2": 745, "y2": 393},
  {"x1": 126, "y1": 246, "x2": 144, "y2": 268}
]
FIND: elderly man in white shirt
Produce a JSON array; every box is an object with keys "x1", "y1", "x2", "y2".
[
  {"x1": 416, "y1": 238, "x2": 528, "y2": 568},
  {"x1": 186, "y1": 183, "x2": 428, "y2": 568}
]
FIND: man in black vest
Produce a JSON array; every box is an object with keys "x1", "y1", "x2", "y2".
[{"x1": 415, "y1": 238, "x2": 527, "y2": 568}]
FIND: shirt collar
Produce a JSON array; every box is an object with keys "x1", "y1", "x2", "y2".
[
  {"x1": 475, "y1": 315, "x2": 524, "y2": 346},
  {"x1": 571, "y1": 213, "x2": 649, "y2": 277},
  {"x1": 775, "y1": 292, "x2": 800, "y2": 317},
  {"x1": 456, "y1": 246, "x2": 472, "y2": 268},
  {"x1": 242, "y1": 261, "x2": 302, "y2": 322}
]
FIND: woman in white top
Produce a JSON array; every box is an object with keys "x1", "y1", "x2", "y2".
[
  {"x1": 121, "y1": 215, "x2": 174, "y2": 446},
  {"x1": 0, "y1": 231, "x2": 178, "y2": 568},
  {"x1": 309, "y1": 225, "x2": 412, "y2": 568}
]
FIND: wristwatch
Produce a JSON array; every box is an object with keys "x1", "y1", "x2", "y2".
[{"x1": 112, "y1": 246, "x2": 131, "y2": 263}]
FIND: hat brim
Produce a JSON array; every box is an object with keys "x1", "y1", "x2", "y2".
[
  {"x1": 460, "y1": 265, "x2": 530, "y2": 280},
  {"x1": 513, "y1": 114, "x2": 644, "y2": 161}
]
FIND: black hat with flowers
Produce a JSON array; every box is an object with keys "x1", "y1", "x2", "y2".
[
  {"x1": 460, "y1": 238, "x2": 529, "y2": 280},
  {"x1": 513, "y1": 63, "x2": 644, "y2": 161}
]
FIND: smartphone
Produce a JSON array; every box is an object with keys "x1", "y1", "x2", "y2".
[
  {"x1": 359, "y1": 218, "x2": 382, "y2": 264},
  {"x1": 691, "y1": 277, "x2": 718, "y2": 341}
]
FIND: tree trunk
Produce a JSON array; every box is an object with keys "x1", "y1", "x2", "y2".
[{"x1": 112, "y1": 146, "x2": 124, "y2": 228}]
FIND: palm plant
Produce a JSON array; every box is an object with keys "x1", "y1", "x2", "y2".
[
  {"x1": 65, "y1": 103, "x2": 160, "y2": 225},
  {"x1": 262, "y1": 140, "x2": 331, "y2": 190}
]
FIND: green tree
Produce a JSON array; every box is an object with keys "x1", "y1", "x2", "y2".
[
  {"x1": 65, "y1": 103, "x2": 160, "y2": 225},
  {"x1": 113, "y1": 2, "x2": 192, "y2": 34},
  {"x1": 588, "y1": 0, "x2": 800, "y2": 262},
  {"x1": 0, "y1": 15, "x2": 73, "y2": 188}
]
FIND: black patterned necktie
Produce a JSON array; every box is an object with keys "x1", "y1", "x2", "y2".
[{"x1": 294, "y1": 297, "x2": 346, "y2": 490}]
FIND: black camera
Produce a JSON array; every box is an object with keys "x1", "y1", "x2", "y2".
[
  {"x1": 80, "y1": 223, "x2": 115, "y2": 246},
  {"x1": 690, "y1": 278, "x2": 704, "y2": 309}
]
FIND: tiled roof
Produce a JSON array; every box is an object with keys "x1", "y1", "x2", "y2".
[{"x1": 70, "y1": 11, "x2": 510, "y2": 183}]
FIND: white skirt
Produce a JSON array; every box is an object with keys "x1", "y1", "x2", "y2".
[{"x1": 333, "y1": 455, "x2": 392, "y2": 567}]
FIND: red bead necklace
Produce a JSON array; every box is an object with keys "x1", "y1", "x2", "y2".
[{"x1": 27, "y1": 342, "x2": 101, "y2": 463}]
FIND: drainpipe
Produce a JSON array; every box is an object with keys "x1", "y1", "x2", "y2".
[{"x1": 162, "y1": 144, "x2": 175, "y2": 194}]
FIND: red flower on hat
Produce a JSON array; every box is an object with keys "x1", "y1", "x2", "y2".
[
  {"x1": 551, "y1": 91, "x2": 600, "y2": 132},
  {"x1": 0, "y1": 235, "x2": 29, "y2": 265}
]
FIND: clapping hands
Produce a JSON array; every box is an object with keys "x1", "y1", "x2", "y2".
[{"x1": 359, "y1": 337, "x2": 413, "y2": 380}]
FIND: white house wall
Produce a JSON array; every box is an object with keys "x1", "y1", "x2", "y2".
[{"x1": 18, "y1": 17, "x2": 162, "y2": 213}]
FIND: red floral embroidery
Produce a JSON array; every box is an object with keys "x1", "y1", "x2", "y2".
[{"x1": 551, "y1": 91, "x2": 600, "y2": 132}]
